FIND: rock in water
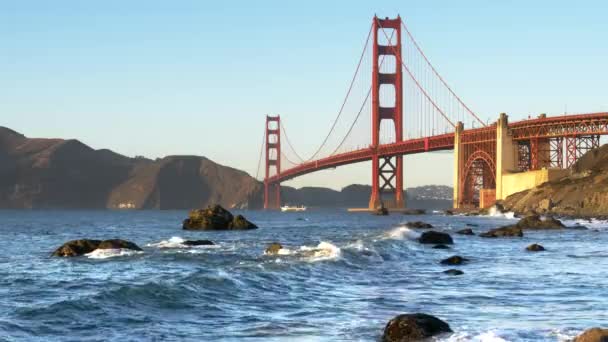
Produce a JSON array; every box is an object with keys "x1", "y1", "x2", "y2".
[
  {"x1": 574, "y1": 328, "x2": 608, "y2": 342},
  {"x1": 382, "y1": 313, "x2": 452, "y2": 342},
  {"x1": 418, "y1": 231, "x2": 454, "y2": 245},
  {"x1": 182, "y1": 205, "x2": 257, "y2": 230},
  {"x1": 52, "y1": 239, "x2": 142, "y2": 257},
  {"x1": 443, "y1": 269, "x2": 464, "y2": 275},
  {"x1": 526, "y1": 243, "x2": 545, "y2": 252},
  {"x1": 456, "y1": 228, "x2": 475, "y2": 235},
  {"x1": 406, "y1": 221, "x2": 434, "y2": 229},
  {"x1": 265, "y1": 242, "x2": 283, "y2": 255},
  {"x1": 373, "y1": 207, "x2": 389, "y2": 216},
  {"x1": 479, "y1": 226, "x2": 523, "y2": 238},
  {"x1": 432, "y1": 244, "x2": 450, "y2": 249},
  {"x1": 402, "y1": 209, "x2": 426, "y2": 215},
  {"x1": 516, "y1": 214, "x2": 564, "y2": 229},
  {"x1": 183, "y1": 240, "x2": 215, "y2": 246},
  {"x1": 440, "y1": 255, "x2": 469, "y2": 265}
]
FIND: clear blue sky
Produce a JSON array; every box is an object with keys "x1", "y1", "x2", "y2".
[{"x1": 1, "y1": 1, "x2": 607, "y2": 189}]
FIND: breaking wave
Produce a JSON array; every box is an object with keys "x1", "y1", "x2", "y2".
[{"x1": 85, "y1": 248, "x2": 143, "y2": 259}]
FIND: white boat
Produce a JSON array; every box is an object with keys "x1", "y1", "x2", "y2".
[{"x1": 280, "y1": 205, "x2": 307, "y2": 212}]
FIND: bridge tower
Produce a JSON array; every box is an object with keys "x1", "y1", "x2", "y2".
[
  {"x1": 264, "y1": 115, "x2": 281, "y2": 209},
  {"x1": 369, "y1": 16, "x2": 404, "y2": 209}
]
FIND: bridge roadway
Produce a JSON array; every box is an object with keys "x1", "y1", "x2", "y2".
[{"x1": 266, "y1": 112, "x2": 608, "y2": 185}]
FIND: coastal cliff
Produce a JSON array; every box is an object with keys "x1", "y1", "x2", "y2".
[
  {"x1": 0, "y1": 127, "x2": 261, "y2": 209},
  {"x1": 500, "y1": 144, "x2": 608, "y2": 217}
]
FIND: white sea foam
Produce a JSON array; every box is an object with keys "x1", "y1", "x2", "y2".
[
  {"x1": 443, "y1": 330, "x2": 508, "y2": 342},
  {"x1": 85, "y1": 248, "x2": 143, "y2": 259},
  {"x1": 299, "y1": 241, "x2": 341, "y2": 262},
  {"x1": 147, "y1": 237, "x2": 219, "y2": 249},
  {"x1": 384, "y1": 225, "x2": 420, "y2": 240},
  {"x1": 562, "y1": 217, "x2": 608, "y2": 230},
  {"x1": 486, "y1": 206, "x2": 516, "y2": 219}
]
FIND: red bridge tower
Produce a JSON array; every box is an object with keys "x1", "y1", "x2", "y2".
[
  {"x1": 264, "y1": 115, "x2": 281, "y2": 209},
  {"x1": 369, "y1": 16, "x2": 404, "y2": 209}
]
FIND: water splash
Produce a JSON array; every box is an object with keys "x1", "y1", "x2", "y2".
[{"x1": 85, "y1": 248, "x2": 143, "y2": 259}]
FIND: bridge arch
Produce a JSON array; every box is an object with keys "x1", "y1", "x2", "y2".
[{"x1": 459, "y1": 150, "x2": 496, "y2": 208}]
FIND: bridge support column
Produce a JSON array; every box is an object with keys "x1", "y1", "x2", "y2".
[
  {"x1": 495, "y1": 113, "x2": 518, "y2": 201},
  {"x1": 452, "y1": 122, "x2": 464, "y2": 208},
  {"x1": 368, "y1": 15, "x2": 404, "y2": 209},
  {"x1": 264, "y1": 115, "x2": 281, "y2": 210}
]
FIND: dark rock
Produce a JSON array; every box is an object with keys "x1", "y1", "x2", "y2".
[
  {"x1": 432, "y1": 244, "x2": 450, "y2": 249},
  {"x1": 382, "y1": 313, "x2": 452, "y2": 342},
  {"x1": 182, "y1": 205, "x2": 257, "y2": 230},
  {"x1": 265, "y1": 242, "x2": 283, "y2": 255},
  {"x1": 466, "y1": 223, "x2": 479, "y2": 227},
  {"x1": 406, "y1": 221, "x2": 433, "y2": 229},
  {"x1": 456, "y1": 228, "x2": 475, "y2": 235},
  {"x1": 440, "y1": 255, "x2": 469, "y2": 265},
  {"x1": 183, "y1": 240, "x2": 215, "y2": 246},
  {"x1": 516, "y1": 214, "x2": 564, "y2": 230},
  {"x1": 52, "y1": 239, "x2": 142, "y2": 257},
  {"x1": 419, "y1": 231, "x2": 453, "y2": 245},
  {"x1": 443, "y1": 269, "x2": 464, "y2": 275},
  {"x1": 526, "y1": 243, "x2": 545, "y2": 252},
  {"x1": 479, "y1": 226, "x2": 523, "y2": 238},
  {"x1": 444, "y1": 210, "x2": 454, "y2": 216},
  {"x1": 403, "y1": 209, "x2": 426, "y2": 215},
  {"x1": 574, "y1": 328, "x2": 608, "y2": 342}
]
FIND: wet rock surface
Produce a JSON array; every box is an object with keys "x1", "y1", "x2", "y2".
[
  {"x1": 479, "y1": 226, "x2": 524, "y2": 238},
  {"x1": 574, "y1": 328, "x2": 608, "y2": 342},
  {"x1": 52, "y1": 239, "x2": 142, "y2": 257},
  {"x1": 406, "y1": 221, "x2": 433, "y2": 229},
  {"x1": 182, "y1": 205, "x2": 257, "y2": 230},
  {"x1": 265, "y1": 242, "x2": 283, "y2": 255},
  {"x1": 456, "y1": 228, "x2": 475, "y2": 235},
  {"x1": 432, "y1": 244, "x2": 450, "y2": 249},
  {"x1": 526, "y1": 243, "x2": 545, "y2": 252},
  {"x1": 440, "y1": 255, "x2": 469, "y2": 265},
  {"x1": 418, "y1": 231, "x2": 453, "y2": 245},
  {"x1": 382, "y1": 313, "x2": 452, "y2": 342},
  {"x1": 183, "y1": 240, "x2": 215, "y2": 246}
]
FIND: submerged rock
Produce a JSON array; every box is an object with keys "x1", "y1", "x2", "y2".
[
  {"x1": 52, "y1": 239, "x2": 142, "y2": 257},
  {"x1": 382, "y1": 313, "x2": 452, "y2": 342},
  {"x1": 265, "y1": 242, "x2": 283, "y2": 255},
  {"x1": 479, "y1": 226, "x2": 523, "y2": 238},
  {"x1": 418, "y1": 231, "x2": 453, "y2": 245},
  {"x1": 183, "y1": 240, "x2": 215, "y2": 246},
  {"x1": 182, "y1": 205, "x2": 257, "y2": 230},
  {"x1": 526, "y1": 243, "x2": 545, "y2": 252},
  {"x1": 574, "y1": 328, "x2": 608, "y2": 342},
  {"x1": 443, "y1": 269, "x2": 464, "y2": 275},
  {"x1": 456, "y1": 228, "x2": 475, "y2": 236},
  {"x1": 432, "y1": 244, "x2": 450, "y2": 249},
  {"x1": 402, "y1": 209, "x2": 426, "y2": 215},
  {"x1": 440, "y1": 255, "x2": 469, "y2": 265},
  {"x1": 406, "y1": 221, "x2": 433, "y2": 229}
]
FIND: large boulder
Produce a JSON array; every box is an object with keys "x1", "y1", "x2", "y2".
[
  {"x1": 418, "y1": 231, "x2": 453, "y2": 245},
  {"x1": 183, "y1": 240, "x2": 215, "y2": 246},
  {"x1": 479, "y1": 226, "x2": 523, "y2": 238},
  {"x1": 52, "y1": 239, "x2": 142, "y2": 257},
  {"x1": 382, "y1": 313, "x2": 452, "y2": 342},
  {"x1": 182, "y1": 205, "x2": 257, "y2": 230},
  {"x1": 574, "y1": 328, "x2": 608, "y2": 342}
]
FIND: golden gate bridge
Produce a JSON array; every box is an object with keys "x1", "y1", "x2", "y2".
[{"x1": 256, "y1": 16, "x2": 608, "y2": 210}]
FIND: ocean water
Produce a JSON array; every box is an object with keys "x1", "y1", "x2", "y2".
[{"x1": 1, "y1": 209, "x2": 607, "y2": 341}]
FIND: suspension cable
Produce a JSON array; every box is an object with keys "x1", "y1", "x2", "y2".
[
  {"x1": 329, "y1": 30, "x2": 396, "y2": 155},
  {"x1": 280, "y1": 122, "x2": 306, "y2": 162},
  {"x1": 282, "y1": 23, "x2": 373, "y2": 163},
  {"x1": 377, "y1": 21, "x2": 455, "y2": 128},
  {"x1": 255, "y1": 128, "x2": 266, "y2": 180},
  {"x1": 401, "y1": 21, "x2": 485, "y2": 126}
]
